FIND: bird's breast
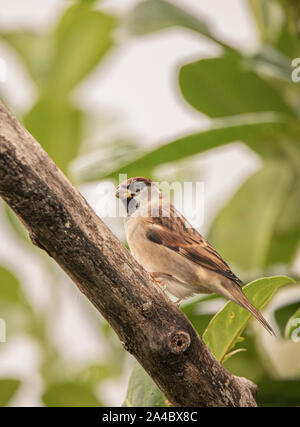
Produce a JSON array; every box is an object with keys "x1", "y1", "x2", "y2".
[{"x1": 124, "y1": 216, "x2": 200, "y2": 285}]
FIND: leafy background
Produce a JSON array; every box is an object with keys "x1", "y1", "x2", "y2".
[{"x1": 0, "y1": 0, "x2": 300, "y2": 406}]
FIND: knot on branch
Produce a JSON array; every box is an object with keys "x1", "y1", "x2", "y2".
[
  {"x1": 168, "y1": 330, "x2": 191, "y2": 354},
  {"x1": 141, "y1": 301, "x2": 152, "y2": 316}
]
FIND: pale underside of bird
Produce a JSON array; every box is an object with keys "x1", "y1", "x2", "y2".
[{"x1": 116, "y1": 176, "x2": 275, "y2": 335}]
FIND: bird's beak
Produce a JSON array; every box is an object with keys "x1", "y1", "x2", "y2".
[{"x1": 116, "y1": 186, "x2": 132, "y2": 201}]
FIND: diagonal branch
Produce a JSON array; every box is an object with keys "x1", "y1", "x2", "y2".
[{"x1": 0, "y1": 100, "x2": 257, "y2": 407}]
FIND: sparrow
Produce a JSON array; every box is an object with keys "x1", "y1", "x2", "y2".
[{"x1": 116, "y1": 177, "x2": 274, "y2": 335}]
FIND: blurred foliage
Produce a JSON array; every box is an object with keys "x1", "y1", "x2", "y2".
[
  {"x1": 0, "y1": 266, "x2": 33, "y2": 337},
  {"x1": 123, "y1": 363, "x2": 167, "y2": 407},
  {"x1": 1, "y1": 1, "x2": 116, "y2": 174},
  {"x1": 274, "y1": 300, "x2": 300, "y2": 337},
  {"x1": 0, "y1": 379, "x2": 21, "y2": 407},
  {"x1": 42, "y1": 381, "x2": 102, "y2": 407},
  {"x1": 0, "y1": 0, "x2": 300, "y2": 407},
  {"x1": 179, "y1": 56, "x2": 293, "y2": 116},
  {"x1": 202, "y1": 275, "x2": 294, "y2": 362},
  {"x1": 209, "y1": 161, "x2": 294, "y2": 270},
  {"x1": 106, "y1": 117, "x2": 289, "y2": 179},
  {"x1": 284, "y1": 306, "x2": 300, "y2": 340}
]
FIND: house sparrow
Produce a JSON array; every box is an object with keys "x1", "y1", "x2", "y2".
[{"x1": 116, "y1": 177, "x2": 274, "y2": 335}]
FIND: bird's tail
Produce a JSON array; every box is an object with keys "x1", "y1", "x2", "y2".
[{"x1": 230, "y1": 285, "x2": 275, "y2": 336}]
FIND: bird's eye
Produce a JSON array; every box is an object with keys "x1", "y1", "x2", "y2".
[{"x1": 135, "y1": 188, "x2": 141, "y2": 193}]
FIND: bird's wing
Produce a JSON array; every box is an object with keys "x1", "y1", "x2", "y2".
[{"x1": 145, "y1": 205, "x2": 242, "y2": 286}]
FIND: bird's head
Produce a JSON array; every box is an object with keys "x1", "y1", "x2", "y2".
[{"x1": 116, "y1": 177, "x2": 161, "y2": 215}]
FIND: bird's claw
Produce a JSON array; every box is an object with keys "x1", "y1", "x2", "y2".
[
  {"x1": 150, "y1": 273, "x2": 167, "y2": 291},
  {"x1": 174, "y1": 298, "x2": 182, "y2": 307}
]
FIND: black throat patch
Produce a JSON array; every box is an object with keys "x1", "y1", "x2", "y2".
[{"x1": 122, "y1": 196, "x2": 139, "y2": 215}]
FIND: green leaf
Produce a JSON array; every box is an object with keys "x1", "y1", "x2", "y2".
[
  {"x1": 250, "y1": 46, "x2": 292, "y2": 82},
  {"x1": 208, "y1": 162, "x2": 294, "y2": 271},
  {"x1": 285, "y1": 306, "x2": 300, "y2": 340},
  {"x1": 0, "y1": 379, "x2": 21, "y2": 407},
  {"x1": 0, "y1": 265, "x2": 34, "y2": 337},
  {"x1": 202, "y1": 275, "x2": 295, "y2": 362},
  {"x1": 274, "y1": 301, "x2": 300, "y2": 338},
  {"x1": 4, "y1": 205, "x2": 30, "y2": 244},
  {"x1": 77, "y1": 362, "x2": 123, "y2": 384},
  {"x1": 249, "y1": 0, "x2": 300, "y2": 59},
  {"x1": 125, "y1": 0, "x2": 208, "y2": 35},
  {"x1": 48, "y1": 4, "x2": 116, "y2": 96},
  {"x1": 275, "y1": 19, "x2": 300, "y2": 59},
  {"x1": 24, "y1": 98, "x2": 82, "y2": 174},
  {"x1": 123, "y1": 363, "x2": 166, "y2": 407},
  {"x1": 125, "y1": 0, "x2": 236, "y2": 53},
  {"x1": 42, "y1": 382, "x2": 101, "y2": 407},
  {"x1": 179, "y1": 56, "x2": 293, "y2": 118},
  {"x1": 0, "y1": 32, "x2": 53, "y2": 90},
  {"x1": 105, "y1": 116, "x2": 288, "y2": 180},
  {"x1": 1, "y1": 5, "x2": 116, "y2": 97},
  {"x1": 265, "y1": 154, "x2": 300, "y2": 265},
  {"x1": 276, "y1": 174, "x2": 300, "y2": 233},
  {"x1": 221, "y1": 348, "x2": 247, "y2": 363},
  {"x1": 223, "y1": 333, "x2": 266, "y2": 382},
  {"x1": 0, "y1": 266, "x2": 25, "y2": 305},
  {"x1": 265, "y1": 229, "x2": 300, "y2": 267},
  {"x1": 248, "y1": 0, "x2": 285, "y2": 44}
]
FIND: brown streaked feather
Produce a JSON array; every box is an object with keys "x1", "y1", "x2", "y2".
[
  {"x1": 126, "y1": 177, "x2": 154, "y2": 186},
  {"x1": 227, "y1": 282, "x2": 275, "y2": 335},
  {"x1": 145, "y1": 205, "x2": 242, "y2": 286}
]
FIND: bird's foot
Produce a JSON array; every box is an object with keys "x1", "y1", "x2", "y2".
[
  {"x1": 150, "y1": 273, "x2": 167, "y2": 291},
  {"x1": 174, "y1": 298, "x2": 182, "y2": 307}
]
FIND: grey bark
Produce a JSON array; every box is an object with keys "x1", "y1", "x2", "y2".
[{"x1": 0, "y1": 100, "x2": 257, "y2": 406}]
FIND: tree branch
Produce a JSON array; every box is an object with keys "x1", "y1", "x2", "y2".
[{"x1": 0, "y1": 100, "x2": 257, "y2": 407}]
